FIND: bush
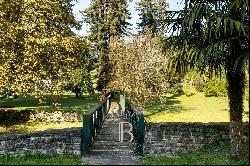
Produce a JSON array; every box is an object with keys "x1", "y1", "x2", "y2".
[
  {"x1": 245, "y1": 87, "x2": 249, "y2": 102},
  {"x1": 203, "y1": 77, "x2": 227, "y2": 97},
  {"x1": 0, "y1": 109, "x2": 31, "y2": 126},
  {"x1": 183, "y1": 86, "x2": 195, "y2": 97},
  {"x1": 183, "y1": 70, "x2": 207, "y2": 92},
  {"x1": 244, "y1": 71, "x2": 249, "y2": 102},
  {"x1": 168, "y1": 77, "x2": 183, "y2": 94},
  {"x1": 0, "y1": 89, "x2": 18, "y2": 99}
]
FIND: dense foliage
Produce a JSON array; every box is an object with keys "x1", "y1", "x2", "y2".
[
  {"x1": 82, "y1": 0, "x2": 131, "y2": 91},
  {"x1": 136, "y1": 0, "x2": 169, "y2": 36},
  {"x1": 0, "y1": 0, "x2": 87, "y2": 97},
  {"x1": 104, "y1": 32, "x2": 173, "y2": 110}
]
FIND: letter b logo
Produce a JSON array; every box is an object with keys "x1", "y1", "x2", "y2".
[{"x1": 119, "y1": 122, "x2": 133, "y2": 142}]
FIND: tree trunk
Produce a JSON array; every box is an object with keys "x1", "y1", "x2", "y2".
[
  {"x1": 226, "y1": 0, "x2": 247, "y2": 159},
  {"x1": 227, "y1": 71, "x2": 245, "y2": 158}
]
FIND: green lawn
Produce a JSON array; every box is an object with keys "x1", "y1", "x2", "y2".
[
  {"x1": 143, "y1": 143, "x2": 249, "y2": 165},
  {"x1": 144, "y1": 92, "x2": 249, "y2": 122},
  {"x1": 0, "y1": 93, "x2": 99, "y2": 112},
  {"x1": 0, "y1": 154, "x2": 81, "y2": 165},
  {"x1": 0, "y1": 93, "x2": 99, "y2": 134},
  {"x1": 0, "y1": 122, "x2": 82, "y2": 134}
]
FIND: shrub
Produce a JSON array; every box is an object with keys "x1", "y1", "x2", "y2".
[
  {"x1": 167, "y1": 77, "x2": 183, "y2": 94},
  {"x1": 183, "y1": 86, "x2": 195, "y2": 97},
  {"x1": 244, "y1": 70, "x2": 249, "y2": 102},
  {"x1": 183, "y1": 70, "x2": 206, "y2": 92},
  {"x1": 203, "y1": 77, "x2": 227, "y2": 97}
]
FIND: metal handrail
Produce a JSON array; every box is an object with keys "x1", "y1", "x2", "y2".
[
  {"x1": 81, "y1": 95, "x2": 111, "y2": 156},
  {"x1": 125, "y1": 98, "x2": 145, "y2": 156}
]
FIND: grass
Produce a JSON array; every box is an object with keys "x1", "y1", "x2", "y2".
[
  {"x1": 144, "y1": 92, "x2": 249, "y2": 123},
  {"x1": 0, "y1": 93, "x2": 99, "y2": 134},
  {"x1": 0, "y1": 93, "x2": 99, "y2": 112},
  {"x1": 0, "y1": 154, "x2": 81, "y2": 165},
  {"x1": 0, "y1": 122, "x2": 82, "y2": 134},
  {"x1": 143, "y1": 143, "x2": 249, "y2": 165}
]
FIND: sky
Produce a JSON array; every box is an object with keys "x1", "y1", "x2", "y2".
[{"x1": 72, "y1": 0, "x2": 185, "y2": 36}]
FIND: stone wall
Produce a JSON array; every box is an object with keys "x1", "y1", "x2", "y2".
[
  {"x1": 0, "y1": 128, "x2": 82, "y2": 156},
  {"x1": 0, "y1": 122, "x2": 249, "y2": 157},
  {"x1": 29, "y1": 110, "x2": 83, "y2": 122},
  {"x1": 144, "y1": 122, "x2": 249, "y2": 156}
]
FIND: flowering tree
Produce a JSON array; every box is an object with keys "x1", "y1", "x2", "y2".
[{"x1": 103, "y1": 33, "x2": 173, "y2": 110}]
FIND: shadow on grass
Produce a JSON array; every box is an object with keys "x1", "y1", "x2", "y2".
[
  {"x1": 0, "y1": 94, "x2": 100, "y2": 127},
  {"x1": 144, "y1": 93, "x2": 191, "y2": 117},
  {"x1": 0, "y1": 94, "x2": 99, "y2": 112}
]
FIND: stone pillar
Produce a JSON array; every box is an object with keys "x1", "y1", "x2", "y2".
[{"x1": 119, "y1": 93, "x2": 125, "y2": 112}]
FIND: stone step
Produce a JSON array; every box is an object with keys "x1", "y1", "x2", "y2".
[
  {"x1": 82, "y1": 156, "x2": 139, "y2": 165},
  {"x1": 93, "y1": 141, "x2": 134, "y2": 146},
  {"x1": 90, "y1": 149, "x2": 134, "y2": 156},
  {"x1": 97, "y1": 131, "x2": 134, "y2": 137},
  {"x1": 81, "y1": 111, "x2": 140, "y2": 165},
  {"x1": 92, "y1": 144, "x2": 134, "y2": 151},
  {"x1": 101, "y1": 123, "x2": 132, "y2": 127},
  {"x1": 95, "y1": 136, "x2": 134, "y2": 142}
]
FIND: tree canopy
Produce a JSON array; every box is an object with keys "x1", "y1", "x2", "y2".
[
  {"x1": 104, "y1": 32, "x2": 173, "y2": 109},
  {"x1": 137, "y1": 0, "x2": 169, "y2": 36},
  {"x1": 82, "y1": 0, "x2": 131, "y2": 92},
  {"x1": 0, "y1": 0, "x2": 87, "y2": 96}
]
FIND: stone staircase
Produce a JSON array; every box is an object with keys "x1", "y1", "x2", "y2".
[{"x1": 81, "y1": 112, "x2": 143, "y2": 165}]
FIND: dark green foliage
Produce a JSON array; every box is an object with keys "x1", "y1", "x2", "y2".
[
  {"x1": 136, "y1": 0, "x2": 169, "y2": 36},
  {"x1": 0, "y1": 109, "x2": 30, "y2": 126},
  {"x1": 82, "y1": 0, "x2": 131, "y2": 92},
  {"x1": 167, "y1": 77, "x2": 183, "y2": 94},
  {"x1": 66, "y1": 66, "x2": 94, "y2": 98}
]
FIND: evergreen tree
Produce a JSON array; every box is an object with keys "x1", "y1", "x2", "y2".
[
  {"x1": 137, "y1": 0, "x2": 169, "y2": 36},
  {"x1": 82, "y1": 0, "x2": 131, "y2": 92}
]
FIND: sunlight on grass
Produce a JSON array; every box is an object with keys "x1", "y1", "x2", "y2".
[
  {"x1": 0, "y1": 93, "x2": 99, "y2": 112},
  {"x1": 0, "y1": 122, "x2": 82, "y2": 134},
  {"x1": 144, "y1": 92, "x2": 249, "y2": 123}
]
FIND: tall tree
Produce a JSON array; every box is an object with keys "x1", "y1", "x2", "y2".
[
  {"x1": 137, "y1": 0, "x2": 169, "y2": 36},
  {"x1": 66, "y1": 37, "x2": 95, "y2": 97},
  {"x1": 0, "y1": 0, "x2": 85, "y2": 96},
  {"x1": 82, "y1": 0, "x2": 131, "y2": 92},
  {"x1": 104, "y1": 33, "x2": 172, "y2": 109},
  {"x1": 166, "y1": 0, "x2": 249, "y2": 158}
]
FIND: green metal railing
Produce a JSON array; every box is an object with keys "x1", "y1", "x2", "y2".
[
  {"x1": 125, "y1": 98, "x2": 145, "y2": 156},
  {"x1": 81, "y1": 95, "x2": 111, "y2": 156}
]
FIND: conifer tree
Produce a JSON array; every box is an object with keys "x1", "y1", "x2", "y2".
[
  {"x1": 137, "y1": 0, "x2": 169, "y2": 36},
  {"x1": 82, "y1": 0, "x2": 131, "y2": 92}
]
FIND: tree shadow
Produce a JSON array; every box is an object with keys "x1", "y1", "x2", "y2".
[
  {"x1": 144, "y1": 93, "x2": 191, "y2": 117},
  {"x1": 0, "y1": 94, "x2": 99, "y2": 112}
]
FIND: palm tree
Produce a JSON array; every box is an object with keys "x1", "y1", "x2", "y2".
[{"x1": 166, "y1": 0, "x2": 249, "y2": 158}]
